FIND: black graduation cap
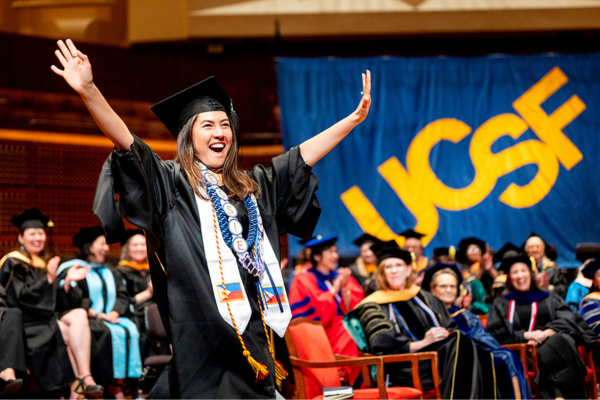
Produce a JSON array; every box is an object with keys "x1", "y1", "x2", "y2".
[
  {"x1": 120, "y1": 229, "x2": 145, "y2": 246},
  {"x1": 73, "y1": 226, "x2": 105, "y2": 249},
  {"x1": 370, "y1": 240, "x2": 400, "y2": 256},
  {"x1": 150, "y1": 76, "x2": 240, "y2": 141},
  {"x1": 582, "y1": 259, "x2": 600, "y2": 280},
  {"x1": 421, "y1": 262, "x2": 463, "y2": 292},
  {"x1": 498, "y1": 254, "x2": 536, "y2": 274},
  {"x1": 492, "y1": 242, "x2": 521, "y2": 264},
  {"x1": 304, "y1": 235, "x2": 337, "y2": 252},
  {"x1": 374, "y1": 246, "x2": 412, "y2": 265},
  {"x1": 11, "y1": 208, "x2": 50, "y2": 232},
  {"x1": 576, "y1": 243, "x2": 600, "y2": 263},
  {"x1": 433, "y1": 246, "x2": 456, "y2": 261},
  {"x1": 352, "y1": 233, "x2": 382, "y2": 247},
  {"x1": 398, "y1": 229, "x2": 425, "y2": 240}
]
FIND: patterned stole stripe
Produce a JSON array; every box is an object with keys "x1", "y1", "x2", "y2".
[
  {"x1": 413, "y1": 295, "x2": 441, "y2": 328},
  {"x1": 508, "y1": 300, "x2": 537, "y2": 332}
]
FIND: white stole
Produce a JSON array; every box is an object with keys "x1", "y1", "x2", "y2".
[{"x1": 195, "y1": 193, "x2": 291, "y2": 337}]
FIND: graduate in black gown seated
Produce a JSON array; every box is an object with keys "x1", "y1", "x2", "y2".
[
  {"x1": 422, "y1": 262, "x2": 530, "y2": 399},
  {"x1": 487, "y1": 254, "x2": 596, "y2": 399},
  {"x1": 0, "y1": 209, "x2": 103, "y2": 399},
  {"x1": 56, "y1": 226, "x2": 142, "y2": 398},
  {"x1": 52, "y1": 38, "x2": 371, "y2": 399},
  {"x1": 346, "y1": 245, "x2": 482, "y2": 399}
]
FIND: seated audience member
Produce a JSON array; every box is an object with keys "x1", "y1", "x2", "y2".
[
  {"x1": 0, "y1": 285, "x2": 25, "y2": 396},
  {"x1": 579, "y1": 259, "x2": 600, "y2": 338},
  {"x1": 56, "y1": 226, "x2": 142, "y2": 398},
  {"x1": 117, "y1": 229, "x2": 168, "y2": 359},
  {"x1": 457, "y1": 237, "x2": 497, "y2": 294},
  {"x1": 566, "y1": 243, "x2": 600, "y2": 311},
  {"x1": 287, "y1": 237, "x2": 314, "y2": 289},
  {"x1": 423, "y1": 263, "x2": 530, "y2": 399},
  {"x1": 1, "y1": 209, "x2": 102, "y2": 399},
  {"x1": 522, "y1": 233, "x2": 568, "y2": 298},
  {"x1": 288, "y1": 236, "x2": 364, "y2": 384},
  {"x1": 346, "y1": 246, "x2": 482, "y2": 399},
  {"x1": 428, "y1": 246, "x2": 455, "y2": 268},
  {"x1": 348, "y1": 233, "x2": 382, "y2": 288},
  {"x1": 399, "y1": 229, "x2": 428, "y2": 273},
  {"x1": 487, "y1": 254, "x2": 595, "y2": 399}
]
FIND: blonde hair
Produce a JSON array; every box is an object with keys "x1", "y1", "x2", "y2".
[
  {"x1": 429, "y1": 268, "x2": 458, "y2": 291},
  {"x1": 375, "y1": 258, "x2": 416, "y2": 291}
]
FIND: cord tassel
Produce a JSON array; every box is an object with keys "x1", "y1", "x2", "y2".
[
  {"x1": 274, "y1": 359, "x2": 289, "y2": 380},
  {"x1": 244, "y1": 350, "x2": 269, "y2": 381}
]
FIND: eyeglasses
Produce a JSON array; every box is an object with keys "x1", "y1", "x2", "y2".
[{"x1": 435, "y1": 284, "x2": 457, "y2": 291}]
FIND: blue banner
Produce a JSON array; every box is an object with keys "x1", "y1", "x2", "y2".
[{"x1": 276, "y1": 54, "x2": 600, "y2": 268}]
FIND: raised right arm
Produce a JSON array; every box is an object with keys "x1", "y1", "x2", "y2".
[{"x1": 51, "y1": 39, "x2": 133, "y2": 151}]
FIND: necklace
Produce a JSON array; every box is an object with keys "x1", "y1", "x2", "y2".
[{"x1": 198, "y1": 162, "x2": 265, "y2": 277}]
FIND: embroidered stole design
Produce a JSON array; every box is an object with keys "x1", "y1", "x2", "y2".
[{"x1": 196, "y1": 192, "x2": 291, "y2": 337}]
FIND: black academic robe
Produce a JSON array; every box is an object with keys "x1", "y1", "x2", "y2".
[
  {"x1": 0, "y1": 255, "x2": 75, "y2": 392},
  {"x1": 55, "y1": 264, "x2": 136, "y2": 386},
  {"x1": 93, "y1": 135, "x2": 320, "y2": 399},
  {"x1": 118, "y1": 264, "x2": 170, "y2": 358},
  {"x1": 347, "y1": 289, "x2": 482, "y2": 399},
  {"x1": 487, "y1": 290, "x2": 596, "y2": 399},
  {"x1": 0, "y1": 285, "x2": 27, "y2": 377}
]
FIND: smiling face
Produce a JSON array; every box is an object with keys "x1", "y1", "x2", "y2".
[
  {"x1": 360, "y1": 242, "x2": 377, "y2": 265},
  {"x1": 509, "y1": 262, "x2": 532, "y2": 292},
  {"x1": 18, "y1": 228, "x2": 46, "y2": 256},
  {"x1": 314, "y1": 245, "x2": 339, "y2": 273},
  {"x1": 128, "y1": 234, "x2": 147, "y2": 264},
  {"x1": 466, "y1": 244, "x2": 482, "y2": 263},
  {"x1": 89, "y1": 235, "x2": 110, "y2": 264},
  {"x1": 192, "y1": 111, "x2": 233, "y2": 169},
  {"x1": 383, "y1": 257, "x2": 412, "y2": 290},
  {"x1": 430, "y1": 272, "x2": 458, "y2": 308},
  {"x1": 525, "y1": 236, "x2": 545, "y2": 265}
]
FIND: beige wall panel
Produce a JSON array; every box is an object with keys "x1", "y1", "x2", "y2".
[{"x1": 128, "y1": 0, "x2": 188, "y2": 43}]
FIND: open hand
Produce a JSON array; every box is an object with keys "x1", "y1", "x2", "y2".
[
  {"x1": 337, "y1": 267, "x2": 352, "y2": 287},
  {"x1": 51, "y1": 39, "x2": 94, "y2": 95},
  {"x1": 66, "y1": 263, "x2": 92, "y2": 282},
  {"x1": 352, "y1": 70, "x2": 371, "y2": 124}
]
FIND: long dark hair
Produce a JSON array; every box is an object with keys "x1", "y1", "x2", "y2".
[{"x1": 175, "y1": 116, "x2": 260, "y2": 201}]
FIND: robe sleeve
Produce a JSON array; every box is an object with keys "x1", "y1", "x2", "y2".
[
  {"x1": 487, "y1": 297, "x2": 526, "y2": 344},
  {"x1": 339, "y1": 276, "x2": 365, "y2": 314},
  {"x1": 579, "y1": 297, "x2": 600, "y2": 339},
  {"x1": 93, "y1": 134, "x2": 180, "y2": 244},
  {"x1": 54, "y1": 268, "x2": 92, "y2": 313},
  {"x1": 469, "y1": 279, "x2": 490, "y2": 315},
  {"x1": 249, "y1": 146, "x2": 321, "y2": 239},
  {"x1": 424, "y1": 291, "x2": 458, "y2": 331},
  {"x1": 545, "y1": 293, "x2": 596, "y2": 346},
  {"x1": 289, "y1": 274, "x2": 337, "y2": 326},
  {"x1": 544, "y1": 266, "x2": 568, "y2": 299},
  {"x1": 357, "y1": 303, "x2": 411, "y2": 355},
  {"x1": 111, "y1": 268, "x2": 131, "y2": 316},
  {"x1": 0, "y1": 258, "x2": 55, "y2": 321}
]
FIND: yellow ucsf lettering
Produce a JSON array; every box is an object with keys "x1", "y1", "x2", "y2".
[{"x1": 341, "y1": 67, "x2": 585, "y2": 245}]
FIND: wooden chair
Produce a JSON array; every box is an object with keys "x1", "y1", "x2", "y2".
[
  {"x1": 502, "y1": 343, "x2": 539, "y2": 397},
  {"x1": 504, "y1": 342, "x2": 598, "y2": 400},
  {"x1": 285, "y1": 318, "x2": 423, "y2": 399}
]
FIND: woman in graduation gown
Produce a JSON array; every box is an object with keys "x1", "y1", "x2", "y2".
[
  {"x1": 422, "y1": 262, "x2": 530, "y2": 399},
  {"x1": 56, "y1": 226, "x2": 142, "y2": 398},
  {"x1": 116, "y1": 229, "x2": 164, "y2": 358},
  {"x1": 0, "y1": 208, "x2": 103, "y2": 399},
  {"x1": 52, "y1": 39, "x2": 371, "y2": 399},
  {"x1": 346, "y1": 246, "x2": 482, "y2": 399},
  {"x1": 288, "y1": 236, "x2": 364, "y2": 384},
  {"x1": 348, "y1": 234, "x2": 381, "y2": 288},
  {"x1": 487, "y1": 254, "x2": 595, "y2": 399}
]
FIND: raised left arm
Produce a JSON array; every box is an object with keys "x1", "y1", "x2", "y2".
[{"x1": 299, "y1": 70, "x2": 371, "y2": 166}]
